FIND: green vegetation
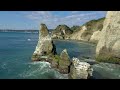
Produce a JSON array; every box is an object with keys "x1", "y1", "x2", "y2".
[
  {"x1": 83, "y1": 17, "x2": 105, "y2": 31},
  {"x1": 96, "y1": 46, "x2": 120, "y2": 64},
  {"x1": 32, "y1": 54, "x2": 40, "y2": 61},
  {"x1": 52, "y1": 24, "x2": 73, "y2": 34},
  {"x1": 54, "y1": 55, "x2": 61, "y2": 62},
  {"x1": 71, "y1": 25, "x2": 81, "y2": 32},
  {"x1": 96, "y1": 55, "x2": 120, "y2": 64}
]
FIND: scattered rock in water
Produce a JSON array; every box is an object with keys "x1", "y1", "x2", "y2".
[{"x1": 69, "y1": 57, "x2": 93, "y2": 79}]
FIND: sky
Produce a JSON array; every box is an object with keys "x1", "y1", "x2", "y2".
[{"x1": 0, "y1": 11, "x2": 107, "y2": 30}]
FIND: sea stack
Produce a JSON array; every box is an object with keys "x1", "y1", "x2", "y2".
[
  {"x1": 96, "y1": 11, "x2": 120, "y2": 64},
  {"x1": 32, "y1": 24, "x2": 57, "y2": 61}
]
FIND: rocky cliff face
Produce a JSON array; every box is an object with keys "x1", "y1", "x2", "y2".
[
  {"x1": 90, "y1": 30, "x2": 101, "y2": 43},
  {"x1": 70, "y1": 17, "x2": 105, "y2": 42},
  {"x1": 70, "y1": 25, "x2": 89, "y2": 41},
  {"x1": 32, "y1": 24, "x2": 57, "y2": 61},
  {"x1": 96, "y1": 11, "x2": 120, "y2": 64}
]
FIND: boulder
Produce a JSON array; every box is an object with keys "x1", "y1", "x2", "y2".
[{"x1": 69, "y1": 57, "x2": 93, "y2": 79}]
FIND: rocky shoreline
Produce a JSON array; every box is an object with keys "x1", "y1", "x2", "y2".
[
  {"x1": 32, "y1": 24, "x2": 93, "y2": 79},
  {"x1": 31, "y1": 11, "x2": 120, "y2": 79}
]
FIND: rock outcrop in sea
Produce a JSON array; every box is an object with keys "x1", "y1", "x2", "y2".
[
  {"x1": 32, "y1": 24, "x2": 57, "y2": 61},
  {"x1": 32, "y1": 24, "x2": 93, "y2": 78},
  {"x1": 69, "y1": 57, "x2": 93, "y2": 79},
  {"x1": 96, "y1": 11, "x2": 120, "y2": 64}
]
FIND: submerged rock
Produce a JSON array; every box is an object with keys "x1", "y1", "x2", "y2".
[
  {"x1": 69, "y1": 57, "x2": 93, "y2": 79},
  {"x1": 32, "y1": 24, "x2": 57, "y2": 61}
]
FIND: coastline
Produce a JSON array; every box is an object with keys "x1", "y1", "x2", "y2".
[{"x1": 53, "y1": 39, "x2": 97, "y2": 47}]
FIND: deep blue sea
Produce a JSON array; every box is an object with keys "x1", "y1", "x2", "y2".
[{"x1": 0, "y1": 32, "x2": 120, "y2": 79}]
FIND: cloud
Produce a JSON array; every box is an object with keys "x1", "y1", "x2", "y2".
[{"x1": 25, "y1": 11, "x2": 106, "y2": 29}]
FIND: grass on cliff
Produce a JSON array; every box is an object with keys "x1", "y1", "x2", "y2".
[
  {"x1": 96, "y1": 55, "x2": 120, "y2": 64},
  {"x1": 83, "y1": 17, "x2": 105, "y2": 31},
  {"x1": 96, "y1": 46, "x2": 120, "y2": 64},
  {"x1": 48, "y1": 54, "x2": 61, "y2": 63},
  {"x1": 96, "y1": 47, "x2": 120, "y2": 64}
]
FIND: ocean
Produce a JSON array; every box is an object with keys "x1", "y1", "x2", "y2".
[{"x1": 0, "y1": 32, "x2": 120, "y2": 79}]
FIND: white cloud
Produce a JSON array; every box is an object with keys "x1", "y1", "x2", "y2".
[{"x1": 25, "y1": 11, "x2": 106, "y2": 29}]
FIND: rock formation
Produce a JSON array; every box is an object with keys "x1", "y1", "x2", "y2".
[
  {"x1": 69, "y1": 57, "x2": 93, "y2": 79},
  {"x1": 90, "y1": 30, "x2": 101, "y2": 43},
  {"x1": 70, "y1": 25, "x2": 88, "y2": 41},
  {"x1": 32, "y1": 23, "x2": 95, "y2": 79},
  {"x1": 51, "y1": 25, "x2": 73, "y2": 39},
  {"x1": 58, "y1": 49, "x2": 71, "y2": 74},
  {"x1": 96, "y1": 11, "x2": 120, "y2": 64},
  {"x1": 70, "y1": 17, "x2": 105, "y2": 42},
  {"x1": 50, "y1": 49, "x2": 71, "y2": 74},
  {"x1": 32, "y1": 24, "x2": 57, "y2": 61}
]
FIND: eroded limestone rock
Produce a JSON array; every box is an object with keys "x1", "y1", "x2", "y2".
[
  {"x1": 69, "y1": 57, "x2": 93, "y2": 79},
  {"x1": 96, "y1": 11, "x2": 120, "y2": 64},
  {"x1": 32, "y1": 24, "x2": 57, "y2": 61}
]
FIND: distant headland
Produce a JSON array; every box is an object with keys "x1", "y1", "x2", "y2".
[{"x1": 0, "y1": 29, "x2": 54, "y2": 33}]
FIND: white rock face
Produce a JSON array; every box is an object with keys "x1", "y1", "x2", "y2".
[
  {"x1": 90, "y1": 30, "x2": 101, "y2": 43},
  {"x1": 32, "y1": 24, "x2": 56, "y2": 61},
  {"x1": 96, "y1": 11, "x2": 120, "y2": 59},
  {"x1": 33, "y1": 35, "x2": 53, "y2": 55},
  {"x1": 69, "y1": 57, "x2": 93, "y2": 79},
  {"x1": 70, "y1": 26, "x2": 87, "y2": 40}
]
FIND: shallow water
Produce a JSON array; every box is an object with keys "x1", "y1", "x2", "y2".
[{"x1": 0, "y1": 32, "x2": 120, "y2": 79}]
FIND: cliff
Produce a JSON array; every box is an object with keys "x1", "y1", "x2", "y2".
[
  {"x1": 51, "y1": 17, "x2": 105, "y2": 43},
  {"x1": 96, "y1": 11, "x2": 120, "y2": 64},
  {"x1": 70, "y1": 17, "x2": 105, "y2": 42}
]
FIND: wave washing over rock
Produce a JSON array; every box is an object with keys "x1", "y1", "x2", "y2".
[{"x1": 19, "y1": 61, "x2": 68, "y2": 79}]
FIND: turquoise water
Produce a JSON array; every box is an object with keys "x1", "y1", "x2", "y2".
[{"x1": 0, "y1": 32, "x2": 120, "y2": 79}]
